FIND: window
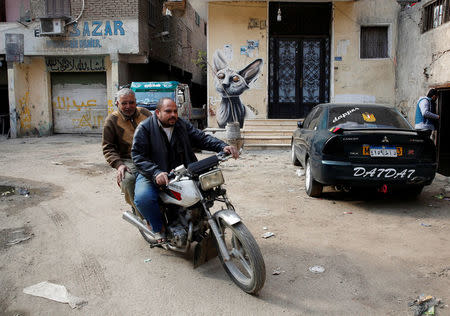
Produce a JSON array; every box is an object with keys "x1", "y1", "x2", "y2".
[
  {"x1": 45, "y1": 0, "x2": 70, "y2": 17},
  {"x1": 303, "y1": 107, "x2": 319, "y2": 129},
  {"x1": 163, "y1": 16, "x2": 170, "y2": 33},
  {"x1": 423, "y1": 0, "x2": 450, "y2": 32},
  {"x1": 195, "y1": 11, "x2": 200, "y2": 26},
  {"x1": 148, "y1": 0, "x2": 158, "y2": 27},
  {"x1": 360, "y1": 26, "x2": 389, "y2": 59}
]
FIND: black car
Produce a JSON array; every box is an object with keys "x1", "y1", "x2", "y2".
[{"x1": 291, "y1": 103, "x2": 437, "y2": 197}]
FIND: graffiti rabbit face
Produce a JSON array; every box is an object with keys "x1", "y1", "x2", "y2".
[{"x1": 215, "y1": 69, "x2": 248, "y2": 97}]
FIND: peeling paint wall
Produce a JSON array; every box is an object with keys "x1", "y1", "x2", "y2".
[
  {"x1": 333, "y1": 0, "x2": 399, "y2": 105},
  {"x1": 207, "y1": 1, "x2": 267, "y2": 128},
  {"x1": 396, "y1": 2, "x2": 450, "y2": 123},
  {"x1": 13, "y1": 57, "x2": 52, "y2": 137}
]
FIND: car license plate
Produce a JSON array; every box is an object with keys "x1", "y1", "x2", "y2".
[
  {"x1": 369, "y1": 146, "x2": 397, "y2": 157},
  {"x1": 362, "y1": 146, "x2": 403, "y2": 156}
]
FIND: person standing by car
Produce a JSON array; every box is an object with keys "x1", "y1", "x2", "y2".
[
  {"x1": 102, "y1": 88, "x2": 151, "y2": 207},
  {"x1": 415, "y1": 88, "x2": 440, "y2": 141}
]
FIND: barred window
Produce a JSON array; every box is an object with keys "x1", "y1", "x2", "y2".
[
  {"x1": 360, "y1": 26, "x2": 389, "y2": 59},
  {"x1": 423, "y1": 0, "x2": 450, "y2": 32}
]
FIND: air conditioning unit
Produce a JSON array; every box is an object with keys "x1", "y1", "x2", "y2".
[{"x1": 40, "y1": 18, "x2": 65, "y2": 36}]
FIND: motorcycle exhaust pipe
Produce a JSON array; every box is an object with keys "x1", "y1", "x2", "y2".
[{"x1": 122, "y1": 211, "x2": 157, "y2": 239}]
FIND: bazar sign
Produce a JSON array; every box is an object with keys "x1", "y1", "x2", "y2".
[
  {"x1": 43, "y1": 20, "x2": 125, "y2": 49},
  {"x1": 45, "y1": 56, "x2": 105, "y2": 72}
]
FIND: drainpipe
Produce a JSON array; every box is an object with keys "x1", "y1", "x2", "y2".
[{"x1": 7, "y1": 63, "x2": 17, "y2": 138}]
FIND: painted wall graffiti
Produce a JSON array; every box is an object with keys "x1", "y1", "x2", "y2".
[
  {"x1": 52, "y1": 83, "x2": 107, "y2": 133},
  {"x1": 72, "y1": 110, "x2": 104, "y2": 130},
  {"x1": 212, "y1": 50, "x2": 263, "y2": 128},
  {"x1": 52, "y1": 96, "x2": 98, "y2": 111},
  {"x1": 108, "y1": 99, "x2": 114, "y2": 115},
  {"x1": 18, "y1": 92, "x2": 31, "y2": 130}
]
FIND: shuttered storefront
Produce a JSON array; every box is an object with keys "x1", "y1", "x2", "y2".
[{"x1": 51, "y1": 72, "x2": 107, "y2": 134}]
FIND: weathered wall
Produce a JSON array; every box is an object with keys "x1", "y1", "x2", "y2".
[
  {"x1": 396, "y1": 1, "x2": 450, "y2": 122},
  {"x1": 207, "y1": 1, "x2": 267, "y2": 128},
  {"x1": 144, "y1": 1, "x2": 207, "y2": 85},
  {"x1": 14, "y1": 57, "x2": 52, "y2": 136},
  {"x1": 333, "y1": 0, "x2": 399, "y2": 105}
]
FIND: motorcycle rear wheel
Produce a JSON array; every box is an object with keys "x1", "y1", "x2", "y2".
[{"x1": 217, "y1": 220, "x2": 266, "y2": 294}]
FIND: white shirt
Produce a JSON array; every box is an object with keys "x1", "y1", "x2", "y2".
[{"x1": 157, "y1": 119, "x2": 174, "y2": 141}]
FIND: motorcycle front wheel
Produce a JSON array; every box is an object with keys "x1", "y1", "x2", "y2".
[{"x1": 217, "y1": 220, "x2": 266, "y2": 294}]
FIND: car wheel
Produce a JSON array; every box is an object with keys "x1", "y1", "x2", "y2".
[
  {"x1": 291, "y1": 143, "x2": 301, "y2": 166},
  {"x1": 305, "y1": 158, "x2": 323, "y2": 197}
]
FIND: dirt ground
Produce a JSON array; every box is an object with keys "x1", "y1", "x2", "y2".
[{"x1": 1, "y1": 134, "x2": 449, "y2": 315}]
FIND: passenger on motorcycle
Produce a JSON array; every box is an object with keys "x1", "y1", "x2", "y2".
[
  {"x1": 102, "y1": 88, "x2": 151, "y2": 207},
  {"x1": 131, "y1": 97, "x2": 238, "y2": 243}
]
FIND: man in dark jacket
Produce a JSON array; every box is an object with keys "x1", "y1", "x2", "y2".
[{"x1": 132, "y1": 98, "x2": 238, "y2": 241}]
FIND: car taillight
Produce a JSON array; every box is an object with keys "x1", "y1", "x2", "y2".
[{"x1": 322, "y1": 136, "x2": 344, "y2": 156}]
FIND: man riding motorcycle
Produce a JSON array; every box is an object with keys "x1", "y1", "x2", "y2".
[{"x1": 131, "y1": 97, "x2": 239, "y2": 243}]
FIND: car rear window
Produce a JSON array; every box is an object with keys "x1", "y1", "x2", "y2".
[{"x1": 327, "y1": 106, "x2": 411, "y2": 129}]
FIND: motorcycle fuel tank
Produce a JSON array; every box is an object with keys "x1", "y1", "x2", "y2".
[{"x1": 160, "y1": 179, "x2": 202, "y2": 207}]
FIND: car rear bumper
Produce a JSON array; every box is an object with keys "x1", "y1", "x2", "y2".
[{"x1": 313, "y1": 159, "x2": 437, "y2": 186}]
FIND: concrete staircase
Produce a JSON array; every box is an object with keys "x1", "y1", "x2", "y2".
[{"x1": 241, "y1": 119, "x2": 299, "y2": 150}]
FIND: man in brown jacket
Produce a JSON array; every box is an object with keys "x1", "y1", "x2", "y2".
[{"x1": 102, "y1": 88, "x2": 151, "y2": 206}]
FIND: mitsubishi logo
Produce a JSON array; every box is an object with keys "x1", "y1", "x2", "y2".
[{"x1": 382, "y1": 136, "x2": 389, "y2": 143}]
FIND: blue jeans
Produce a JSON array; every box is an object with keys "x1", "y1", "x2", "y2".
[{"x1": 134, "y1": 173, "x2": 163, "y2": 233}]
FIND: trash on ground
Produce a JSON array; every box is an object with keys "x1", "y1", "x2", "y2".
[
  {"x1": 434, "y1": 194, "x2": 444, "y2": 199},
  {"x1": 343, "y1": 211, "x2": 353, "y2": 215},
  {"x1": 7, "y1": 235, "x2": 32, "y2": 245},
  {"x1": 296, "y1": 169, "x2": 305, "y2": 177},
  {"x1": 6, "y1": 228, "x2": 33, "y2": 246},
  {"x1": 272, "y1": 267, "x2": 282, "y2": 275},
  {"x1": 18, "y1": 188, "x2": 30, "y2": 196},
  {"x1": 262, "y1": 226, "x2": 268, "y2": 230},
  {"x1": 51, "y1": 161, "x2": 63, "y2": 165},
  {"x1": 309, "y1": 265, "x2": 325, "y2": 274},
  {"x1": 421, "y1": 223, "x2": 432, "y2": 227},
  {"x1": 444, "y1": 197, "x2": 450, "y2": 201},
  {"x1": 144, "y1": 258, "x2": 152, "y2": 263},
  {"x1": 23, "y1": 281, "x2": 87, "y2": 309},
  {"x1": 262, "y1": 232, "x2": 275, "y2": 239},
  {"x1": 409, "y1": 294, "x2": 442, "y2": 316}
]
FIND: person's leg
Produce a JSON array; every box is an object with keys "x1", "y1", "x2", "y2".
[
  {"x1": 120, "y1": 161, "x2": 137, "y2": 207},
  {"x1": 134, "y1": 173, "x2": 164, "y2": 233}
]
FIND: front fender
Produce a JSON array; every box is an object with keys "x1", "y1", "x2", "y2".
[{"x1": 213, "y1": 209, "x2": 241, "y2": 226}]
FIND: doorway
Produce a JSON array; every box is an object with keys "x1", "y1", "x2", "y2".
[
  {"x1": 268, "y1": 2, "x2": 331, "y2": 119},
  {"x1": 437, "y1": 88, "x2": 450, "y2": 176}
]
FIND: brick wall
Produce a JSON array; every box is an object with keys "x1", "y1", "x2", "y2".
[{"x1": 70, "y1": 0, "x2": 139, "y2": 19}]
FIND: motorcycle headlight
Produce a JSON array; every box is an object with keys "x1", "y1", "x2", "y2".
[{"x1": 199, "y1": 169, "x2": 224, "y2": 190}]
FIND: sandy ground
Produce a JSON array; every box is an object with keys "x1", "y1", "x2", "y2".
[{"x1": 0, "y1": 134, "x2": 449, "y2": 316}]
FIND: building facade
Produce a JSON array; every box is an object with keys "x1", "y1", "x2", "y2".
[
  {"x1": 396, "y1": 0, "x2": 450, "y2": 175},
  {"x1": 0, "y1": 0, "x2": 207, "y2": 137},
  {"x1": 204, "y1": 0, "x2": 400, "y2": 128}
]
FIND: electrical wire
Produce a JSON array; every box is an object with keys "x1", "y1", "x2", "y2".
[{"x1": 66, "y1": 0, "x2": 85, "y2": 26}]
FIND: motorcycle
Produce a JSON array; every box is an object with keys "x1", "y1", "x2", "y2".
[{"x1": 122, "y1": 152, "x2": 266, "y2": 294}]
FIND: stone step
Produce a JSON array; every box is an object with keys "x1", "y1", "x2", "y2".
[
  {"x1": 242, "y1": 129, "x2": 294, "y2": 136},
  {"x1": 244, "y1": 118, "x2": 299, "y2": 125},
  {"x1": 243, "y1": 135, "x2": 291, "y2": 145},
  {"x1": 243, "y1": 143, "x2": 291, "y2": 150}
]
